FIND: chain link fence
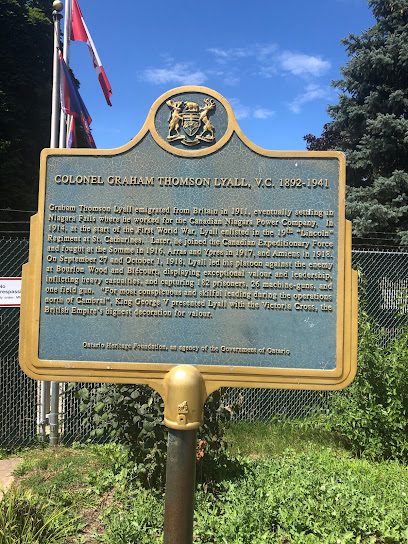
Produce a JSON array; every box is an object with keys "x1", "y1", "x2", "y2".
[
  {"x1": 0, "y1": 238, "x2": 37, "y2": 447},
  {"x1": 353, "y1": 250, "x2": 408, "y2": 344},
  {"x1": 227, "y1": 249, "x2": 408, "y2": 421},
  {"x1": 1, "y1": 237, "x2": 407, "y2": 445}
]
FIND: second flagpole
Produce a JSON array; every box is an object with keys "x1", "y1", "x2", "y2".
[
  {"x1": 51, "y1": 1, "x2": 63, "y2": 148},
  {"x1": 49, "y1": 0, "x2": 63, "y2": 446},
  {"x1": 59, "y1": 0, "x2": 71, "y2": 148}
]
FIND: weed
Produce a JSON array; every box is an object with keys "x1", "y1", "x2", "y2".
[
  {"x1": 96, "y1": 484, "x2": 163, "y2": 543},
  {"x1": 0, "y1": 486, "x2": 79, "y2": 543},
  {"x1": 194, "y1": 451, "x2": 408, "y2": 543}
]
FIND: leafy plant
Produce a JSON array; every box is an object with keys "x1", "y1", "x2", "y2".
[
  {"x1": 0, "y1": 486, "x2": 78, "y2": 544},
  {"x1": 77, "y1": 384, "x2": 233, "y2": 488},
  {"x1": 194, "y1": 450, "x2": 408, "y2": 544},
  {"x1": 312, "y1": 306, "x2": 408, "y2": 461},
  {"x1": 96, "y1": 483, "x2": 163, "y2": 544}
]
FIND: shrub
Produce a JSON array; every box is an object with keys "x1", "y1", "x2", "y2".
[
  {"x1": 318, "y1": 307, "x2": 408, "y2": 461},
  {"x1": 77, "y1": 384, "x2": 233, "y2": 488}
]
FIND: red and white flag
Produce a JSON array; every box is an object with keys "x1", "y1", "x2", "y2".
[
  {"x1": 67, "y1": 116, "x2": 77, "y2": 148},
  {"x1": 60, "y1": 51, "x2": 96, "y2": 149},
  {"x1": 70, "y1": 0, "x2": 112, "y2": 106}
]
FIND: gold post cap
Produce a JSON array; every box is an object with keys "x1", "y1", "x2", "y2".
[
  {"x1": 53, "y1": 1, "x2": 63, "y2": 12},
  {"x1": 163, "y1": 366, "x2": 206, "y2": 430}
]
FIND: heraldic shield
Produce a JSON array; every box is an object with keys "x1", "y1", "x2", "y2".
[
  {"x1": 182, "y1": 111, "x2": 201, "y2": 137},
  {"x1": 166, "y1": 98, "x2": 216, "y2": 146}
]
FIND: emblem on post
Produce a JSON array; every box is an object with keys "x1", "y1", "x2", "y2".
[
  {"x1": 178, "y1": 401, "x2": 189, "y2": 414},
  {"x1": 166, "y1": 98, "x2": 216, "y2": 146}
]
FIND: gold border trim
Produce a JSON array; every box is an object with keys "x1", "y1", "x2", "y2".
[{"x1": 19, "y1": 86, "x2": 357, "y2": 391}]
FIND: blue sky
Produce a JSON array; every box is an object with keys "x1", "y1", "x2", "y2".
[{"x1": 67, "y1": 0, "x2": 376, "y2": 151}]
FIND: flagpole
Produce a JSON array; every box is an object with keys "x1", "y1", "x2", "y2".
[
  {"x1": 49, "y1": 0, "x2": 63, "y2": 447},
  {"x1": 51, "y1": 1, "x2": 63, "y2": 148},
  {"x1": 59, "y1": 0, "x2": 71, "y2": 148}
]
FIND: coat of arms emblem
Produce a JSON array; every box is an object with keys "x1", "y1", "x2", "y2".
[{"x1": 166, "y1": 98, "x2": 216, "y2": 146}]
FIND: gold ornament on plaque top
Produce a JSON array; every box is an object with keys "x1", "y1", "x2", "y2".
[{"x1": 166, "y1": 98, "x2": 216, "y2": 146}]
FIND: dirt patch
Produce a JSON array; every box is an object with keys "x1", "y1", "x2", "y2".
[
  {"x1": 0, "y1": 457, "x2": 22, "y2": 500},
  {"x1": 66, "y1": 490, "x2": 114, "y2": 543}
]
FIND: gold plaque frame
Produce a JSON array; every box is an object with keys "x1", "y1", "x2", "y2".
[{"x1": 19, "y1": 86, "x2": 357, "y2": 395}]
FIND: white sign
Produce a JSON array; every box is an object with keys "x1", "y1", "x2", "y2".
[{"x1": 0, "y1": 278, "x2": 22, "y2": 307}]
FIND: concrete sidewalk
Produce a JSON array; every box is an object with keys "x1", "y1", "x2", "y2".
[{"x1": 0, "y1": 458, "x2": 22, "y2": 500}]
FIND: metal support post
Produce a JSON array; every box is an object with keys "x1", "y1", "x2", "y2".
[
  {"x1": 49, "y1": 381, "x2": 60, "y2": 445},
  {"x1": 39, "y1": 381, "x2": 50, "y2": 442},
  {"x1": 43, "y1": 1, "x2": 63, "y2": 446},
  {"x1": 160, "y1": 365, "x2": 208, "y2": 544},
  {"x1": 163, "y1": 429, "x2": 197, "y2": 544}
]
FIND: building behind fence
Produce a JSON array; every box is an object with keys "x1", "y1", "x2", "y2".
[{"x1": 1, "y1": 237, "x2": 407, "y2": 447}]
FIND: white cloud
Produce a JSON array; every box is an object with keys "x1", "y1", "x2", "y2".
[
  {"x1": 258, "y1": 65, "x2": 278, "y2": 79},
  {"x1": 207, "y1": 44, "x2": 331, "y2": 82},
  {"x1": 253, "y1": 108, "x2": 275, "y2": 119},
  {"x1": 223, "y1": 75, "x2": 241, "y2": 86},
  {"x1": 278, "y1": 52, "x2": 331, "y2": 77},
  {"x1": 208, "y1": 44, "x2": 278, "y2": 61},
  {"x1": 142, "y1": 45, "x2": 331, "y2": 103},
  {"x1": 227, "y1": 98, "x2": 275, "y2": 121},
  {"x1": 228, "y1": 98, "x2": 251, "y2": 120},
  {"x1": 288, "y1": 84, "x2": 332, "y2": 114},
  {"x1": 256, "y1": 44, "x2": 279, "y2": 61},
  {"x1": 142, "y1": 63, "x2": 207, "y2": 85},
  {"x1": 208, "y1": 46, "x2": 260, "y2": 64}
]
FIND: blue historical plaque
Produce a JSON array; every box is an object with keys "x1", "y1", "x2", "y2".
[{"x1": 20, "y1": 87, "x2": 357, "y2": 390}]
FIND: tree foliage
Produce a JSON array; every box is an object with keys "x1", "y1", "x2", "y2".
[
  {"x1": 0, "y1": 1, "x2": 54, "y2": 233},
  {"x1": 304, "y1": 1, "x2": 408, "y2": 246}
]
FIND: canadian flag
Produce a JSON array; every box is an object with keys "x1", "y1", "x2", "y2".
[
  {"x1": 70, "y1": 0, "x2": 112, "y2": 106},
  {"x1": 67, "y1": 115, "x2": 77, "y2": 149},
  {"x1": 59, "y1": 51, "x2": 96, "y2": 148}
]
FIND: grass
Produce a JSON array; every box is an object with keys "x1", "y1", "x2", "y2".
[
  {"x1": 4, "y1": 423, "x2": 408, "y2": 543},
  {"x1": 0, "y1": 485, "x2": 80, "y2": 544},
  {"x1": 0, "y1": 447, "x2": 29, "y2": 460},
  {"x1": 226, "y1": 420, "x2": 350, "y2": 457}
]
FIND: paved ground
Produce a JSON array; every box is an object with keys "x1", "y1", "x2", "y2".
[{"x1": 0, "y1": 457, "x2": 22, "y2": 500}]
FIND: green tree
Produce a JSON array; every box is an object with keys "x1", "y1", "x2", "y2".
[
  {"x1": 304, "y1": 1, "x2": 408, "y2": 247},
  {"x1": 0, "y1": 0, "x2": 53, "y2": 235}
]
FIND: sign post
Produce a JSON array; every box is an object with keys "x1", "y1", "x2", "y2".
[
  {"x1": 162, "y1": 365, "x2": 206, "y2": 544},
  {"x1": 20, "y1": 86, "x2": 357, "y2": 542}
]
